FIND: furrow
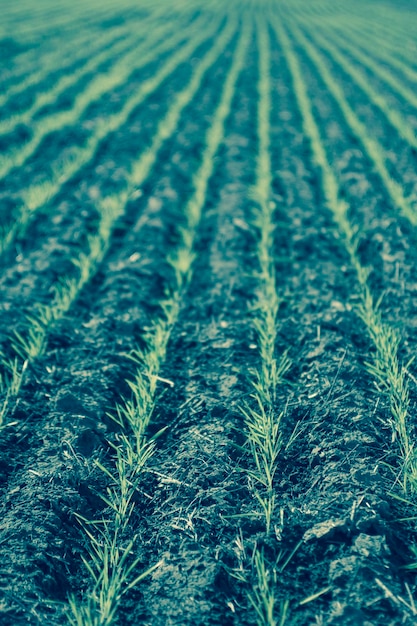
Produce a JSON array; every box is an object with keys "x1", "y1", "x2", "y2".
[
  {"x1": 259, "y1": 14, "x2": 417, "y2": 624},
  {"x1": 0, "y1": 1, "x2": 136, "y2": 39},
  {"x1": 354, "y1": 11, "x2": 417, "y2": 47},
  {"x1": 121, "y1": 18, "x2": 259, "y2": 625},
  {"x1": 65, "y1": 17, "x2": 249, "y2": 625},
  {"x1": 297, "y1": 26, "x2": 417, "y2": 150},
  {"x1": 0, "y1": 31, "x2": 92, "y2": 93},
  {"x1": 3, "y1": 3, "x2": 417, "y2": 625},
  {"x1": 0, "y1": 7, "x2": 80, "y2": 37},
  {"x1": 0, "y1": 12, "x2": 217, "y2": 255},
  {"x1": 0, "y1": 15, "x2": 184, "y2": 179},
  {"x1": 0, "y1": 20, "x2": 135, "y2": 110},
  {"x1": 0, "y1": 16, "x2": 236, "y2": 431},
  {"x1": 0, "y1": 27, "x2": 141, "y2": 132},
  {"x1": 275, "y1": 15, "x2": 417, "y2": 499},
  {"x1": 0, "y1": 17, "x2": 238, "y2": 622},
  {"x1": 322, "y1": 26, "x2": 417, "y2": 110},
  {"x1": 286, "y1": 21, "x2": 417, "y2": 226},
  {"x1": 0, "y1": 2, "x2": 192, "y2": 112},
  {"x1": 327, "y1": 20, "x2": 417, "y2": 81}
]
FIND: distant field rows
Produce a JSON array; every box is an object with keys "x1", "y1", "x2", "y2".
[{"x1": 1, "y1": 1, "x2": 417, "y2": 625}]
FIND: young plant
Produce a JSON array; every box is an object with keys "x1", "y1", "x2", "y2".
[
  {"x1": 302, "y1": 25, "x2": 417, "y2": 150},
  {"x1": 249, "y1": 550, "x2": 290, "y2": 626},
  {"x1": 277, "y1": 16, "x2": 416, "y2": 493},
  {"x1": 0, "y1": 12, "x2": 218, "y2": 254},
  {"x1": 231, "y1": 530, "x2": 292, "y2": 626},
  {"x1": 0, "y1": 13, "x2": 237, "y2": 430},
  {"x1": 288, "y1": 20, "x2": 417, "y2": 226},
  {"x1": 68, "y1": 20, "x2": 250, "y2": 624},
  {"x1": 68, "y1": 438, "x2": 162, "y2": 626},
  {"x1": 244, "y1": 15, "x2": 291, "y2": 536}
]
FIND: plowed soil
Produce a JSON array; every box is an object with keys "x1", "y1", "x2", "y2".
[{"x1": 1, "y1": 1, "x2": 417, "y2": 625}]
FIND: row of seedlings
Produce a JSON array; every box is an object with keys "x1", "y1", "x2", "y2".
[
  {"x1": 67, "y1": 16, "x2": 250, "y2": 625},
  {"x1": 276, "y1": 16, "x2": 417, "y2": 503},
  {"x1": 0, "y1": 15, "x2": 236, "y2": 432},
  {"x1": 0, "y1": 21, "x2": 145, "y2": 135},
  {"x1": 0, "y1": 12, "x2": 140, "y2": 108},
  {"x1": 0, "y1": 12, "x2": 185, "y2": 179},
  {"x1": 273, "y1": 13, "x2": 417, "y2": 620},
  {"x1": 1, "y1": 0, "x2": 200, "y2": 113},
  {"x1": 232, "y1": 16, "x2": 292, "y2": 626},
  {"x1": 330, "y1": 19, "x2": 417, "y2": 82},
  {"x1": 297, "y1": 24, "x2": 417, "y2": 151},
  {"x1": 0, "y1": 18, "x2": 116, "y2": 100},
  {"x1": 286, "y1": 21, "x2": 417, "y2": 228},
  {"x1": 280, "y1": 0, "x2": 336, "y2": 19},
  {"x1": 0, "y1": 0, "x2": 94, "y2": 38},
  {"x1": 124, "y1": 16, "x2": 292, "y2": 621},
  {"x1": 317, "y1": 23, "x2": 417, "y2": 113},
  {"x1": 357, "y1": 10, "x2": 417, "y2": 45},
  {"x1": 0, "y1": 10, "x2": 218, "y2": 254},
  {"x1": 135, "y1": 23, "x2": 263, "y2": 623},
  {"x1": 0, "y1": 0, "x2": 125, "y2": 41}
]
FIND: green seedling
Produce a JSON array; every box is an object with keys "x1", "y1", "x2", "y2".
[
  {"x1": 231, "y1": 531, "x2": 292, "y2": 626},
  {"x1": 289, "y1": 20, "x2": 417, "y2": 226},
  {"x1": 249, "y1": 550, "x2": 290, "y2": 626},
  {"x1": 68, "y1": 443, "x2": 162, "y2": 626},
  {"x1": 68, "y1": 18, "x2": 250, "y2": 623},
  {"x1": 241, "y1": 16, "x2": 292, "y2": 537},
  {"x1": 303, "y1": 25, "x2": 417, "y2": 150},
  {"x1": 277, "y1": 15, "x2": 415, "y2": 494},
  {"x1": 0, "y1": 11, "x2": 218, "y2": 254}
]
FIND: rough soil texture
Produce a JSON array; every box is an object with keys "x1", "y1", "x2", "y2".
[{"x1": 1, "y1": 1, "x2": 417, "y2": 625}]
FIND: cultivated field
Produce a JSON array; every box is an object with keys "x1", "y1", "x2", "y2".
[{"x1": 1, "y1": 0, "x2": 417, "y2": 623}]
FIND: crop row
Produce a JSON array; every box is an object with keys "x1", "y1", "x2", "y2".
[
  {"x1": 68, "y1": 15, "x2": 250, "y2": 625},
  {"x1": 305, "y1": 30, "x2": 417, "y2": 147},
  {"x1": 326, "y1": 20, "x2": 417, "y2": 81},
  {"x1": 0, "y1": 13, "x2": 228, "y2": 423},
  {"x1": 0, "y1": 9, "x2": 290, "y2": 622},
  {"x1": 0, "y1": 12, "x2": 218, "y2": 255},
  {"x1": 0, "y1": 16, "x2": 173, "y2": 178},
  {"x1": 0, "y1": 1, "x2": 205, "y2": 90},
  {"x1": 282, "y1": 0, "x2": 417, "y2": 59},
  {"x1": 233, "y1": 15, "x2": 291, "y2": 626},
  {"x1": 319, "y1": 19, "x2": 417, "y2": 101},
  {"x1": 275, "y1": 16, "x2": 415, "y2": 498},
  {"x1": 0, "y1": 11, "x2": 256, "y2": 623},
  {"x1": 272, "y1": 9, "x2": 417, "y2": 620},
  {"x1": 107, "y1": 5, "x2": 415, "y2": 623},
  {"x1": 0, "y1": 24, "x2": 109, "y2": 95},
  {"x1": 1, "y1": 1, "x2": 417, "y2": 623},
  {"x1": 291, "y1": 21, "x2": 416, "y2": 224},
  {"x1": 0, "y1": 22, "x2": 142, "y2": 132},
  {"x1": 0, "y1": 0, "x2": 133, "y2": 41}
]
